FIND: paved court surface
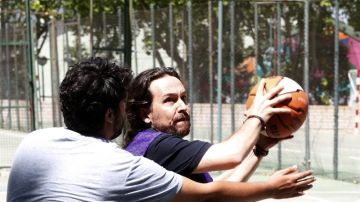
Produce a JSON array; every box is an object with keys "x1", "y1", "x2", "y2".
[
  {"x1": 251, "y1": 168, "x2": 360, "y2": 202},
  {"x1": 0, "y1": 168, "x2": 9, "y2": 201},
  {"x1": 1, "y1": 128, "x2": 360, "y2": 201},
  {"x1": 1, "y1": 167, "x2": 360, "y2": 201}
]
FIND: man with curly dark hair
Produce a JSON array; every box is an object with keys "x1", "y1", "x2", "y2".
[{"x1": 7, "y1": 57, "x2": 183, "y2": 201}]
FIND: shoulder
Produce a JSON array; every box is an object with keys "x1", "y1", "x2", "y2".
[
  {"x1": 148, "y1": 133, "x2": 212, "y2": 155},
  {"x1": 150, "y1": 133, "x2": 188, "y2": 148},
  {"x1": 117, "y1": 154, "x2": 183, "y2": 201},
  {"x1": 17, "y1": 127, "x2": 71, "y2": 148},
  {"x1": 153, "y1": 133, "x2": 211, "y2": 148},
  {"x1": 26, "y1": 127, "x2": 80, "y2": 140}
]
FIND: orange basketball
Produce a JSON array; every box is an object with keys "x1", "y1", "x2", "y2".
[{"x1": 245, "y1": 76, "x2": 309, "y2": 138}]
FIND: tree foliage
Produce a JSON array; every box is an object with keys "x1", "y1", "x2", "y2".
[{"x1": 1, "y1": 0, "x2": 359, "y2": 104}]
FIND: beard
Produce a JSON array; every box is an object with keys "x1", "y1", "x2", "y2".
[
  {"x1": 157, "y1": 122, "x2": 190, "y2": 137},
  {"x1": 173, "y1": 122, "x2": 190, "y2": 137},
  {"x1": 159, "y1": 114, "x2": 191, "y2": 137}
]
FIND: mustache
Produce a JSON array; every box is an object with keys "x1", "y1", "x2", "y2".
[{"x1": 174, "y1": 113, "x2": 190, "y2": 122}]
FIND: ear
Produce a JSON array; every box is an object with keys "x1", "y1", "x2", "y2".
[
  {"x1": 104, "y1": 108, "x2": 114, "y2": 124},
  {"x1": 140, "y1": 108, "x2": 151, "y2": 124}
]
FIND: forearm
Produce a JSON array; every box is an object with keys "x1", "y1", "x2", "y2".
[
  {"x1": 213, "y1": 169, "x2": 234, "y2": 181},
  {"x1": 208, "y1": 181, "x2": 271, "y2": 202},
  {"x1": 172, "y1": 177, "x2": 271, "y2": 202},
  {"x1": 174, "y1": 166, "x2": 315, "y2": 202},
  {"x1": 223, "y1": 150, "x2": 261, "y2": 182},
  {"x1": 214, "y1": 150, "x2": 261, "y2": 182},
  {"x1": 197, "y1": 118, "x2": 262, "y2": 172}
]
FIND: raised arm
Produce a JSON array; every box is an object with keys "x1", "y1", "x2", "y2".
[{"x1": 195, "y1": 79, "x2": 292, "y2": 172}]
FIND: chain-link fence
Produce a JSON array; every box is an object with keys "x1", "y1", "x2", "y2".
[
  {"x1": 0, "y1": 12, "x2": 31, "y2": 131},
  {"x1": 1, "y1": 0, "x2": 359, "y2": 183}
]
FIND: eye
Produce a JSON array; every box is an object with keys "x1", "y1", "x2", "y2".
[
  {"x1": 181, "y1": 95, "x2": 188, "y2": 104},
  {"x1": 164, "y1": 97, "x2": 176, "y2": 104}
]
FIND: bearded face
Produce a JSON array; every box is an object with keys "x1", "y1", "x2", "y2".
[{"x1": 144, "y1": 75, "x2": 190, "y2": 137}]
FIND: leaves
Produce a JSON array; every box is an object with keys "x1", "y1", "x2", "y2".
[{"x1": 2, "y1": 0, "x2": 359, "y2": 104}]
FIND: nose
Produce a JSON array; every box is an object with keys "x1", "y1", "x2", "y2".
[{"x1": 177, "y1": 99, "x2": 188, "y2": 112}]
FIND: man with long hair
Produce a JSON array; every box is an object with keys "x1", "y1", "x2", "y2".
[{"x1": 124, "y1": 67, "x2": 309, "y2": 184}]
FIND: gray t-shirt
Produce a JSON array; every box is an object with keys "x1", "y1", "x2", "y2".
[{"x1": 7, "y1": 127, "x2": 182, "y2": 202}]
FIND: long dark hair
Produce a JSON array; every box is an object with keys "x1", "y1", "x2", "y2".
[
  {"x1": 124, "y1": 67, "x2": 180, "y2": 147},
  {"x1": 59, "y1": 57, "x2": 132, "y2": 137}
]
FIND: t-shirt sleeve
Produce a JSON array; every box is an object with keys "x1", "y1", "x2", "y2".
[
  {"x1": 145, "y1": 134, "x2": 212, "y2": 176},
  {"x1": 122, "y1": 155, "x2": 183, "y2": 201}
]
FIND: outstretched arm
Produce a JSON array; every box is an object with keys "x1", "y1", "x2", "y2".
[
  {"x1": 215, "y1": 135, "x2": 293, "y2": 182},
  {"x1": 172, "y1": 165, "x2": 315, "y2": 202},
  {"x1": 195, "y1": 79, "x2": 292, "y2": 173}
]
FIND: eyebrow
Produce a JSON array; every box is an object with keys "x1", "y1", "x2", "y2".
[
  {"x1": 162, "y1": 91, "x2": 186, "y2": 98},
  {"x1": 162, "y1": 93, "x2": 178, "y2": 98}
]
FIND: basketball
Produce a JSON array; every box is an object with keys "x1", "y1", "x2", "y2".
[{"x1": 245, "y1": 76, "x2": 309, "y2": 138}]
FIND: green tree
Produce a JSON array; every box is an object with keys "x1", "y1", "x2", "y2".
[{"x1": 2, "y1": 0, "x2": 359, "y2": 104}]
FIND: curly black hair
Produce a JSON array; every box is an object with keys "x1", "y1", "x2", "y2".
[
  {"x1": 123, "y1": 67, "x2": 180, "y2": 147},
  {"x1": 59, "y1": 57, "x2": 133, "y2": 137}
]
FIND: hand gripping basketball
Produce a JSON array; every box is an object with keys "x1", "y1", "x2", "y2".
[{"x1": 246, "y1": 76, "x2": 309, "y2": 138}]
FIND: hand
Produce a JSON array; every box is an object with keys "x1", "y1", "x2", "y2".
[
  {"x1": 267, "y1": 165, "x2": 315, "y2": 199},
  {"x1": 247, "y1": 79, "x2": 292, "y2": 123},
  {"x1": 257, "y1": 134, "x2": 293, "y2": 151}
]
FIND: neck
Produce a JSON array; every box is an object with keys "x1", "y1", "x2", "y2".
[{"x1": 99, "y1": 126, "x2": 113, "y2": 140}]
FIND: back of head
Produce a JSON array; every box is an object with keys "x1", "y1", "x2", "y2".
[
  {"x1": 59, "y1": 57, "x2": 133, "y2": 137},
  {"x1": 124, "y1": 67, "x2": 180, "y2": 146}
]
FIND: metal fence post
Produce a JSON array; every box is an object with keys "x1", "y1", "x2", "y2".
[
  {"x1": 90, "y1": 0, "x2": 93, "y2": 57},
  {"x1": 117, "y1": 7, "x2": 124, "y2": 63},
  {"x1": 304, "y1": 0, "x2": 311, "y2": 170},
  {"x1": 169, "y1": 3, "x2": 174, "y2": 68},
  {"x1": 0, "y1": 19, "x2": 3, "y2": 129},
  {"x1": 230, "y1": 0, "x2": 235, "y2": 133},
  {"x1": 151, "y1": 3, "x2": 155, "y2": 68},
  {"x1": 187, "y1": 0, "x2": 194, "y2": 140},
  {"x1": 276, "y1": 2, "x2": 281, "y2": 75},
  {"x1": 217, "y1": 0, "x2": 223, "y2": 142},
  {"x1": 5, "y1": 23, "x2": 11, "y2": 129},
  {"x1": 254, "y1": 3, "x2": 258, "y2": 76},
  {"x1": 124, "y1": 0, "x2": 132, "y2": 67},
  {"x1": 13, "y1": 25, "x2": 20, "y2": 130},
  {"x1": 76, "y1": 13, "x2": 81, "y2": 60},
  {"x1": 208, "y1": 0, "x2": 214, "y2": 143},
  {"x1": 276, "y1": 2, "x2": 282, "y2": 170},
  {"x1": 333, "y1": 0, "x2": 339, "y2": 180},
  {"x1": 129, "y1": 1, "x2": 138, "y2": 73},
  {"x1": 102, "y1": 12, "x2": 107, "y2": 51},
  {"x1": 25, "y1": 0, "x2": 36, "y2": 131},
  {"x1": 49, "y1": 18, "x2": 61, "y2": 127}
]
